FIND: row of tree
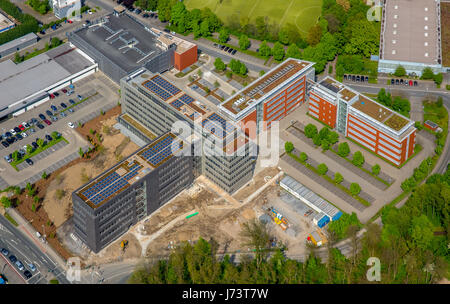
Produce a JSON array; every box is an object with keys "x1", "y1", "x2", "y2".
[{"x1": 0, "y1": 0, "x2": 39, "y2": 45}]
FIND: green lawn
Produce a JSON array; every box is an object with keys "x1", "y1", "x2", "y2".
[
  {"x1": 185, "y1": 0, "x2": 322, "y2": 36},
  {"x1": 423, "y1": 101, "x2": 448, "y2": 130}
]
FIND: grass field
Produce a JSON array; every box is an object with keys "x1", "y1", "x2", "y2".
[{"x1": 185, "y1": 0, "x2": 322, "y2": 36}]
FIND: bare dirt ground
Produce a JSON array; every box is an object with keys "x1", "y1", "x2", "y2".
[
  {"x1": 84, "y1": 233, "x2": 142, "y2": 265},
  {"x1": 42, "y1": 111, "x2": 139, "y2": 227}
]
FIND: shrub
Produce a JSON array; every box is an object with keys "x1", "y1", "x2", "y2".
[
  {"x1": 446, "y1": 85, "x2": 450, "y2": 91},
  {"x1": 1, "y1": 197, "x2": 12, "y2": 208},
  {"x1": 317, "y1": 163, "x2": 328, "y2": 175},
  {"x1": 284, "y1": 141, "x2": 294, "y2": 153},
  {"x1": 41, "y1": 171, "x2": 48, "y2": 179},
  {"x1": 321, "y1": 140, "x2": 330, "y2": 151},
  {"x1": 352, "y1": 151, "x2": 365, "y2": 167},
  {"x1": 318, "y1": 127, "x2": 330, "y2": 140},
  {"x1": 214, "y1": 57, "x2": 226, "y2": 71},
  {"x1": 372, "y1": 164, "x2": 381, "y2": 176},
  {"x1": 299, "y1": 152, "x2": 308, "y2": 162},
  {"x1": 334, "y1": 172, "x2": 343, "y2": 184},
  {"x1": 313, "y1": 134, "x2": 321, "y2": 146},
  {"x1": 338, "y1": 142, "x2": 350, "y2": 157},
  {"x1": 304, "y1": 123, "x2": 318, "y2": 138},
  {"x1": 350, "y1": 183, "x2": 361, "y2": 196}
]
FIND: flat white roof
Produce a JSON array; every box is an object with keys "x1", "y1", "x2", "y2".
[{"x1": 380, "y1": 0, "x2": 440, "y2": 65}]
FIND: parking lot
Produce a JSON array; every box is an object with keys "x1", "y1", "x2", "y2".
[{"x1": 0, "y1": 72, "x2": 120, "y2": 188}]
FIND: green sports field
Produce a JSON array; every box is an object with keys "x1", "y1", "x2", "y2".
[{"x1": 184, "y1": 0, "x2": 322, "y2": 36}]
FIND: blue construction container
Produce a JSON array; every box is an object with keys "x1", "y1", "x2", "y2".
[
  {"x1": 332, "y1": 211, "x2": 343, "y2": 221},
  {"x1": 317, "y1": 215, "x2": 330, "y2": 228}
]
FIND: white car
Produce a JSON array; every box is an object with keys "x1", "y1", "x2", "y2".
[
  {"x1": 10, "y1": 129, "x2": 16, "y2": 135},
  {"x1": 22, "y1": 122, "x2": 30, "y2": 128},
  {"x1": 22, "y1": 132, "x2": 27, "y2": 138},
  {"x1": 68, "y1": 122, "x2": 75, "y2": 128}
]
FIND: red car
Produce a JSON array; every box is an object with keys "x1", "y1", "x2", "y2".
[
  {"x1": 409, "y1": 80, "x2": 413, "y2": 86},
  {"x1": 62, "y1": 89, "x2": 67, "y2": 93},
  {"x1": 18, "y1": 124, "x2": 25, "y2": 131},
  {"x1": 49, "y1": 93, "x2": 55, "y2": 99},
  {"x1": 43, "y1": 119, "x2": 52, "y2": 125}
]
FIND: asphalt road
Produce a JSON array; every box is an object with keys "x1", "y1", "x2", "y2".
[{"x1": 0, "y1": 215, "x2": 70, "y2": 284}]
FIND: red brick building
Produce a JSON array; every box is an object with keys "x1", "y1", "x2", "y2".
[{"x1": 309, "y1": 76, "x2": 416, "y2": 166}]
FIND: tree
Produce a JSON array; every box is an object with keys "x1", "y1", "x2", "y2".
[
  {"x1": 313, "y1": 134, "x2": 321, "y2": 146},
  {"x1": 286, "y1": 44, "x2": 301, "y2": 59},
  {"x1": 41, "y1": 171, "x2": 48, "y2": 179},
  {"x1": 372, "y1": 164, "x2": 381, "y2": 176},
  {"x1": 328, "y1": 131, "x2": 339, "y2": 145},
  {"x1": 200, "y1": 20, "x2": 210, "y2": 37},
  {"x1": 317, "y1": 163, "x2": 328, "y2": 175},
  {"x1": 304, "y1": 124, "x2": 318, "y2": 138},
  {"x1": 240, "y1": 219, "x2": 271, "y2": 269},
  {"x1": 12, "y1": 150, "x2": 19, "y2": 162},
  {"x1": 352, "y1": 151, "x2": 364, "y2": 167},
  {"x1": 218, "y1": 28, "x2": 229, "y2": 43},
  {"x1": 258, "y1": 41, "x2": 271, "y2": 57},
  {"x1": 1, "y1": 197, "x2": 12, "y2": 208},
  {"x1": 37, "y1": 138, "x2": 44, "y2": 148},
  {"x1": 350, "y1": 183, "x2": 361, "y2": 196},
  {"x1": 306, "y1": 24, "x2": 322, "y2": 46},
  {"x1": 300, "y1": 152, "x2": 308, "y2": 162},
  {"x1": 238, "y1": 34, "x2": 250, "y2": 50},
  {"x1": 433, "y1": 73, "x2": 443, "y2": 85},
  {"x1": 410, "y1": 215, "x2": 434, "y2": 250},
  {"x1": 394, "y1": 65, "x2": 406, "y2": 77},
  {"x1": 321, "y1": 140, "x2": 330, "y2": 151},
  {"x1": 26, "y1": 144, "x2": 33, "y2": 154},
  {"x1": 214, "y1": 57, "x2": 226, "y2": 71},
  {"x1": 334, "y1": 172, "x2": 343, "y2": 184},
  {"x1": 284, "y1": 141, "x2": 294, "y2": 153},
  {"x1": 272, "y1": 42, "x2": 285, "y2": 61},
  {"x1": 343, "y1": 19, "x2": 380, "y2": 57},
  {"x1": 239, "y1": 63, "x2": 247, "y2": 76},
  {"x1": 421, "y1": 67, "x2": 434, "y2": 80}
]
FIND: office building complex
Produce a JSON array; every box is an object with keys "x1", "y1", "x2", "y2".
[
  {"x1": 309, "y1": 76, "x2": 416, "y2": 166},
  {"x1": 118, "y1": 69, "x2": 256, "y2": 194},
  {"x1": 0, "y1": 11, "x2": 15, "y2": 33},
  {"x1": 72, "y1": 133, "x2": 193, "y2": 253},
  {"x1": 378, "y1": 0, "x2": 444, "y2": 75},
  {"x1": 68, "y1": 12, "x2": 198, "y2": 83},
  {"x1": 218, "y1": 59, "x2": 315, "y2": 134}
]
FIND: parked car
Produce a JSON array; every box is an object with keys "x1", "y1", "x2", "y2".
[
  {"x1": 28, "y1": 263, "x2": 36, "y2": 272},
  {"x1": 224, "y1": 46, "x2": 229, "y2": 51},
  {"x1": 1, "y1": 248, "x2": 8, "y2": 256},
  {"x1": 391, "y1": 79, "x2": 395, "y2": 85},
  {"x1": 409, "y1": 80, "x2": 413, "y2": 86},
  {"x1": 36, "y1": 123, "x2": 45, "y2": 129},
  {"x1": 69, "y1": 99, "x2": 76, "y2": 105},
  {"x1": 5, "y1": 132, "x2": 12, "y2": 138},
  {"x1": 6, "y1": 137, "x2": 15, "y2": 144},
  {"x1": 1, "y1": 141, "x2": 8, "y2": 148},
  {"x1": 15, "y1": 261, "x2": 24, "y2": 271},
  {"x1": 46, "y1": 110, "x2": 53, "y2": 116},
  {"x1": 51, "y1": 116, "x2": 58, "y2": 122},
  {"x1": 29, "y1": 128, "x2": 36, "y2": 133},
  {"x1": 43, "y1": 119, "x2": 52, "y2": 125},
  {"x1": 39, "y1": 114, "x2": 46, "y2": 120},
  {"x1": 395, "y1": 79, "x2": 399, "y2": 85},
  {"x1": 77, "y1": 95, "x2": 83, "y2": 101},
  {"x1": 351, "y1": 75, "x2": 356, "y2": 81},
  {"x1": 22, "y1": 122, "x2": 30, "y2": 128},
  {"x1": 22, "y1": 132, "x2": 27, "y2": 138},
  {"x1": 231, "y1": 49, "x2": 237, "y2": 55},
  {"x1": 68, "y1": 108, "x2": 74, "y2": 113},
  {"x1": 414, "y1": 81, "x2": 418, "y2": 86},
  {"x1": 32, "y1": 142, "x2": 39, "y2": 149},
  {"x1": 24, "y1": 270, "x2": 32, "y2": 279},
  {"x1": 213, "y1": 43, "x2": 218, "y2": 48},
  {"x1": 400, "y1": 79, "x2": 404, "y2": 84},
  {"x1": 143, "y1": 13, "x2": 149, "y2": 18},
  {"x1": 45, "y1": 134, "x2": 53, "y2": 141},
  {"x1": 15, "y1": 134, "x2": 23, "y2": 141},
  {"x1": 49, "y1": 93, "x2": 55, "y2": 99},
  {"x1": 53, "y1": 92, "x2": 59, "y2": 97},
  {"x1": 62, "y1": 88, "x2": 67, "y2": 93},
  {"x1": 9, "y1": 255, "x2": 17, "y2": 263},
  {"x1": 18, "y1": 125, "x2": 25, "y2": 131},
  {"x1": 13, "y1": 127, "x2": 21, "y2": 133},
  {"x1": 68, "y1": 122, "x2": 75, "y2": 128},
  {"x1": 60, "y1": 112, "x2": 67, "y2": 118},
  {"x1": 25, "y1": 158, "x2": 33, "y2": 166},
  {"x1": 4, "y1": 155, "x2": 12, "y2": 163},
  {"x1": 51, "y1": 105, "x2": 58, "y2": 112},
  {"x1": 60, "y1": 102, "x2": 67, "y2": 109}
]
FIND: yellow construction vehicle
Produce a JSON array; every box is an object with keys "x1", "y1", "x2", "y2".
[{"x1": 120, "y1": 240, "x2": 128, "y2": 252}]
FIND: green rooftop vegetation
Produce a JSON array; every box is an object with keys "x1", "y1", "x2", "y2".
[{"x1": 384, "y1": 113, "x2": 409, "y2": 131}]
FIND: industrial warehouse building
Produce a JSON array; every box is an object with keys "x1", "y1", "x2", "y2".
[
  {"x1": 309, "y1": 76, "x2": 416, "y2": 166},
  {"x1": 378, "y1": 0, "x2": 444, "y2": 75},
  {"x1": 72, "y1": 133, "x2": 194, "y2": 253},
  {"x1": 0, "y1": 32, "x2": 38, "y2": 59},
  {"x1": 68, "y1": 11, "x2": 198, "y2": 83},
  {"x1": 0, "y1": 43, "x2": 97, "y2": 120}
]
